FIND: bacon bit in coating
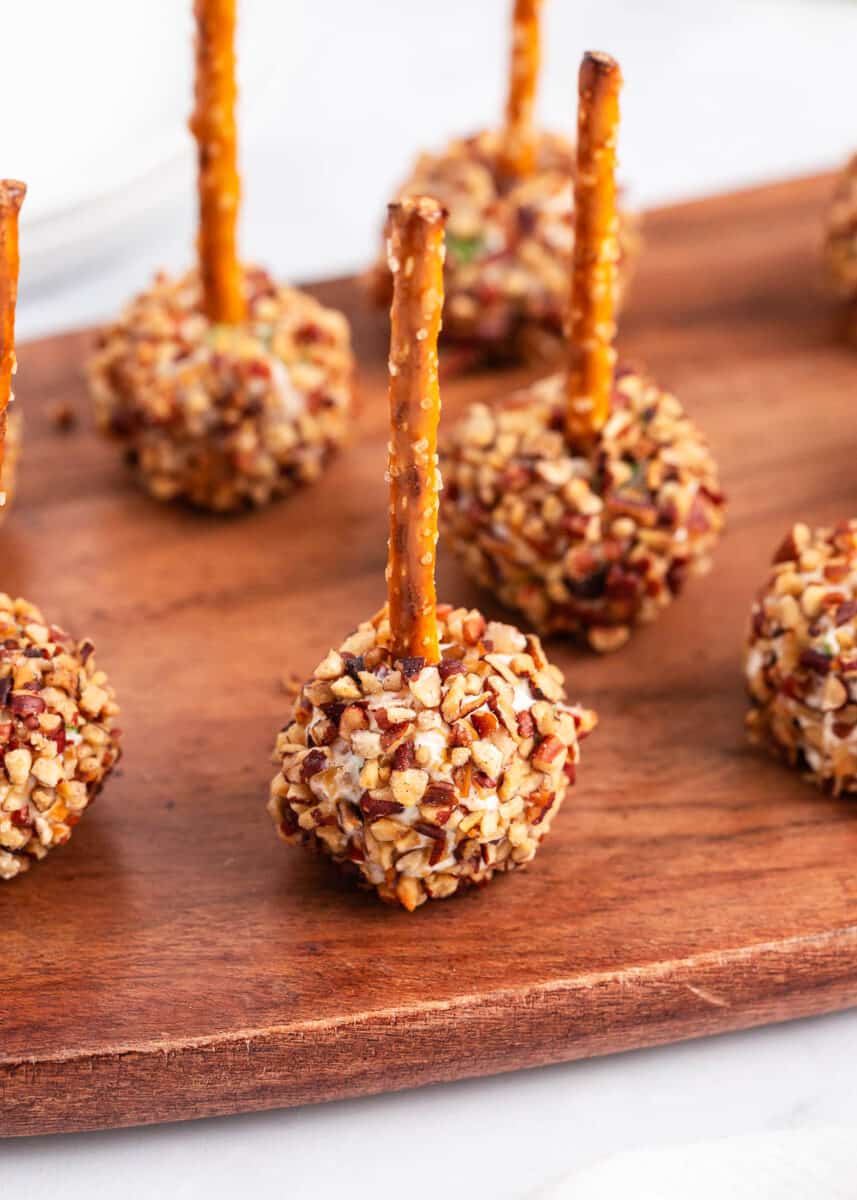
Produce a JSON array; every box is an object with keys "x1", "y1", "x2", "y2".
[
  {"x1": 87, "y1": 265, "x2": 355, "y2": 512},
  {"x1": 745, "y1": 519, "x2": 857, "y2": 794},
  {"x1": 385, "y1": 197, "x2": 446, "y2": 663},
  {"x1": 440, "y1": 370, "x2": 724, "y2": 650},
  {"x1": 0, "y1": 595, "x2": 121, "y2": 881},
  {"x1": 268, "y1": 605, "x2": 595, "y2": 910}
]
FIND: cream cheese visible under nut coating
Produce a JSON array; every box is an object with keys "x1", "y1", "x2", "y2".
[
  {"x1": 88, "y1": 264, "x2": 355, "y2": 513},
  {"x1": 745, "y1": 519, "x2": 857, "y2": 794},
  {"x1": 0, "y1": 595, "x2": 121, "y2": 881},
  {"x1": 369, "y1": 130, "x2": 639, "y2": 364},
  {"x1": 439, "y1": 370, "x2": 725, "y2": 652},
  {"x1": 268, "y1": 603, "x2": 596, "y2": 910}
]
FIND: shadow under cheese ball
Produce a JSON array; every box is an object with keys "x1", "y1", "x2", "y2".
[
  {"x1": 87, "y1": 0, "x2": 355, "y2": 513},
  {"x1": 269, "y1": 198, "x2": 595, "y2": 910},
  {"x1": 440, "y1": 52, "x2": 724, "y2": 652},
  {"x1": 745, "y1": 520, "x2": 857, "y2": 794},
  {"x1": 369, "y1": 0, "x2": 638, "y2": 363},
  {"x1": 0, "y1": 185, "x2": 122, "y2": 881}
]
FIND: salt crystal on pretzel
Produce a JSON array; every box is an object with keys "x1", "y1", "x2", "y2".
[{"x1": 440, "y1": 52, "x2": 725, "y2": 652}]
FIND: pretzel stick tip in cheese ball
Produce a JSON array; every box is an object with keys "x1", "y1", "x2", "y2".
[
  {"x1": 190, "y1": 0, "x2": 244, "y2": 325},
  {"x1": 385, "y1": 196, "x2": 447, "y2": 664},
  {"x1": 498, "y1": 0, "x2": 544, "y2": 180},
  {"x1": 0, "y1": 179, "x2": 25, "y2": 494},
  {"x1": 565, "y1": 51, "x2": 622, "y2": 446}
]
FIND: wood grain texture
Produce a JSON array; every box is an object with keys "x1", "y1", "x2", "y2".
[{"x1": 4, "y1": 172, "x2": 857, "y2": 1138}]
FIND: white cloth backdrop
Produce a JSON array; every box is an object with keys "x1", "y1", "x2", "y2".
[{"x1": 8, "y1": 0, "x2": 857, "y2": 337}]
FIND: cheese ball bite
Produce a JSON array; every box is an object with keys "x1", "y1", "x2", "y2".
[
  {"x1": 270, "y1": 607, "x2": 595, "y2": 909},
  {"x1": 269, "y1": 198, "x2": 595, "y2": 909},
  {"x1": 824, "y1": 154, "x2": 857, "y2": 305},
  {"x1": 87, "y1": 0, "x2": 355, "y2": 513},
  {"x1": 369, "y1": 1, "x2": 638, "y2": 362},
  {"x1": 440, "y1": 53, "x2": 724, "y2": 651},
  {"x1": 745, "y1": 520, "x2": 857, "y2": 794},
  {"x1": 88, "y1": 266, "x2": 354, "y2": 512},
  {"x1": 0, "y1": 192, "x2": 122, "y2": 880},
  {"x1": 0, "y1": 597, "x2": 121, "y2": 880},
  {"x1": 441, "y1": 371, "x2": 724, "y2": 652}
]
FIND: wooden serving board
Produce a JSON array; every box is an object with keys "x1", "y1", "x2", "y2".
[{"x1": 4, "y1": 172, "x2": 857, "y2": 1138}]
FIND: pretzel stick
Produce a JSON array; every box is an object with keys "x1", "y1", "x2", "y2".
[
  {"x1": 565, "y1": 52, "x2": 621, "y2": 445},
  {"x1": 498, "y1": 0, "x2": 543, "y2": 179},
  {"x1": 0, "y1": 180, "x2": 25, "y2": 495},
  {"x1": 190, "y1": 0, "x2": 245, "y2": 324},
  {"x1": 386, "y1": 197, "x2": 447, "y2": 664}
]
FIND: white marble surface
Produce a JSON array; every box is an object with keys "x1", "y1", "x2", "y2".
[{"x1": 6, "y1": 0, "x2": 857, "y2": 1193}]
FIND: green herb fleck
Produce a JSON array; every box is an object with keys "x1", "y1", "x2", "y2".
[{"x1": 447, "y1": 233, "x2": 486, "y2": 265}]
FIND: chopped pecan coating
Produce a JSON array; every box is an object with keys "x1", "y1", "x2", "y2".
[
  {"x1": 87, "y1": 265, "x2": 355, "y2": 512},
  {"x1": 440, "y1": 371, "x2": 725, "y2": 650},
  {"x1": 745, "y1": 519, "x2": 857, "y2": 794},
  {"x1": 269, "y1": 605, "x2": 596, "y2": 910},
  {"x1": 0, "y1": 595, "x2": 122, "y2": 881}
]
